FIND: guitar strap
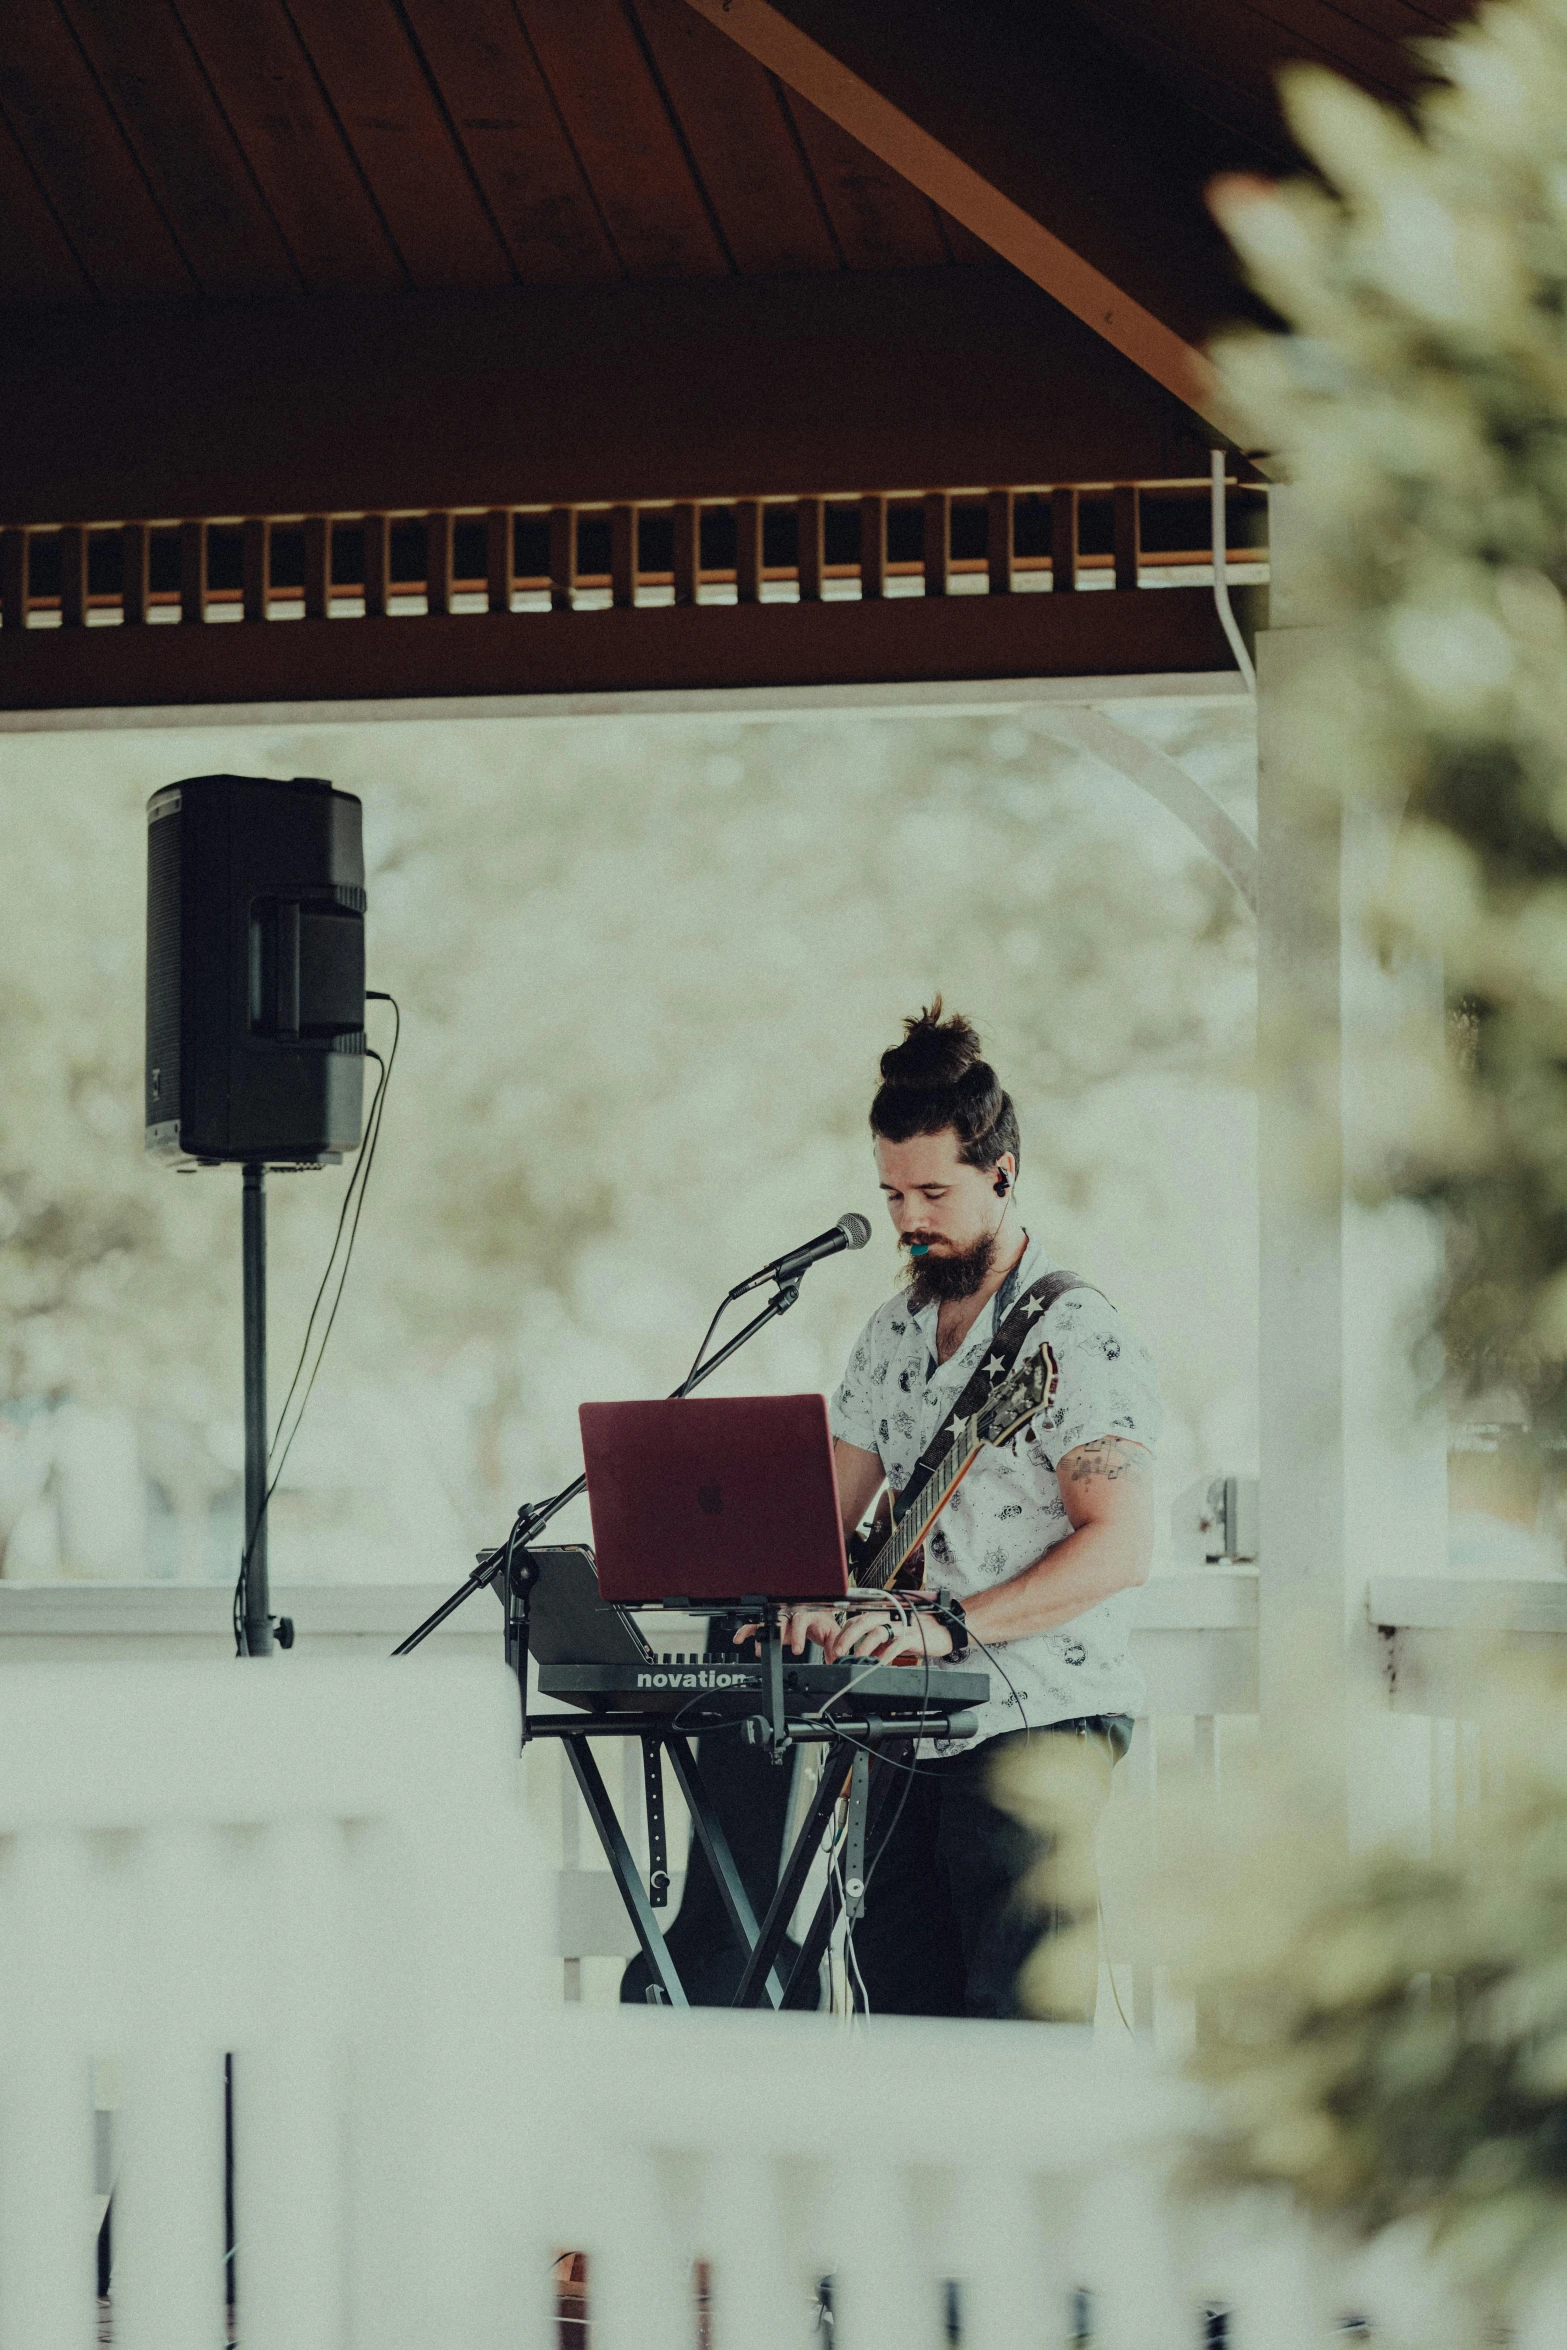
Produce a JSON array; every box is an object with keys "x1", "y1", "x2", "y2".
[{"x1": 890, "y1": 1270, "x2": 1099, "y2": 1533}]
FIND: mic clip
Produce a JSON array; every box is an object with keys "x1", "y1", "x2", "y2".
[{"x1": 729, "y1": 1266, "x2": 804, "y2": 1301}]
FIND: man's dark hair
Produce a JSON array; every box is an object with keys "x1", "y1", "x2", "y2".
[{"x1": 869, "y1": 999, "x2": 1020, "y2": 1174}]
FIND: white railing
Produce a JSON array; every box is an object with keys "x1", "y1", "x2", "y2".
[
  {"x1": 525, "y1": 2005, "x2": 1567, "y2": 2350},
  {"x1": 0, "y1": 1658, "x2": 545, "y2": 2350},
  {"x1": 0, "y1": 1570, "x2": 1260, "y2": 1692},
  {"x1": 0, "y1": 1576, "x2": 1261, "y2": 1995},
  {"x1": 5, "y1": 1571, "x2": 1557, "y2": 2002},
  {"x1": 0, "y1": 1653, "x2": 1558, "y2": 2350}
]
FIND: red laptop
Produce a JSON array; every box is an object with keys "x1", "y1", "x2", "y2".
[{"x1": 578, "y1": 1394, "x2": 851, "y2": 1605}]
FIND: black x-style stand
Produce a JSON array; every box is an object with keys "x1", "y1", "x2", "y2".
[{"x1": 508, "y1": 1555, "x2": 961, "y2": 2010}]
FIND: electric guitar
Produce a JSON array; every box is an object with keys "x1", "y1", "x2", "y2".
[{"x1": 848, "y1": 1343, "x2": 1059, "y2": 1592}]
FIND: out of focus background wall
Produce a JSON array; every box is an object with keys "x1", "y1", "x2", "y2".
[{"x1": 0, "y1": 697, "x2": 1256, "y2": 1586}]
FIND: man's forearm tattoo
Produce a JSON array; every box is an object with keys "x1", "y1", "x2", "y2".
[{"x1": 1064, "y1": 1437, "x2": 1148, "y2": 1485}]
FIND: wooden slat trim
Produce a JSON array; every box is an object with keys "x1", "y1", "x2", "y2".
[
  {"x1": 611, "y1": 504, "x2": 637, "y2": 609},
  {"x1": 860, "y1": 493, "x2": 886, "y2": 601},
  {"x1": 59, "y1": 526, "x2": 88, "y2": 628},
  {"x1": 180, "y1": 521, "x2": 207, "y2": 625},
  {"x1": 735, "y1": 500, "x2": 763, "y2": 605},
  {"x1": 426, "y1": 511, "x2": 453, "y2": 618},
  {"x1": 122, "y1": 524, "x2": 149, "y2": 626},
  {"x1": 923, "y1": 492, "x2": 950, "y2": 600},
  {"x1": 303, "y1": 516, "x2": 330, "y2": 622},
  {"x1": 1113, "y1": 485, "x2": 1141, "y2": 591},
  {"x1": 363, "y1": 515, "x2": 389, "y2": 620},
  {"x1": 672, "y1": 504, "x2": 699, "y2": 608},
  {"x1": 486, "y1": 509, "x2": 512, "y2": 615},
  {"x1": 1051, "y1": 488, "x2": 1078, "y2": 594},
  {"x1": 242, "y1": 519, "x2": 269, "y2": 622},
  {"x1": 796, "y1": 497, "x2": 824, "y2": 603},
  {"x1": 986, "y1": 490, "x2": 1014, "y2": 596},
  {"x1": 550, "y1": 507, "x2": 576, "y2": 612}
]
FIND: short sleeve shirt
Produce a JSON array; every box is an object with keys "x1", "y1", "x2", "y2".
[{"x1": 829, "y1": 1232, "x2": 1158, "y2": 1748}]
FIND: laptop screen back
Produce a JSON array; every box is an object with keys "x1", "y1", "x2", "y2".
[{"x1": 578, "y1": 1394, "x2": 850, "y2": 1605}]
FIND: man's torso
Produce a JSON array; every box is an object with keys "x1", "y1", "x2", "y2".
[{"x1": 830, "y1": 1236, "x2": 1159, "y2": 1747}]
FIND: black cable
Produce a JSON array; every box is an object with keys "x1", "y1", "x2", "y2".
[
  {"x1": 845, "y1": 1629, "x2": 1033, "y2": 2007},
  {"x1": 681, "y1": 1293, "x2": 735, "y2": 1391},
  {"x1": 234, "y1": 992, "x2": 400, "y2": 1654},
  {"x1": 968, "y1": 1628, "x2": 1030, "y2": 1734},
  {"x1": 235, "y1": 1038, "x2": 389, "y2": 1650},
  {"x1": 835, "y1": 1609, "x2": 934, "y2": 2012},
  {"x1": 860, "y1": 1641, "x2": 930, "y2": 1884},
  {"x1": 267, "y1": 1029, "x2": 394, "y2": 1482},
  {"x1": 263, "y1": 1035, "x2": 387, "y2": 1464}
]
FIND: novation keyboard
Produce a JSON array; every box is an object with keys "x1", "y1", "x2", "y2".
[{"x1": 536, "y1": 1654, "x2": 990, "y2": 1723}]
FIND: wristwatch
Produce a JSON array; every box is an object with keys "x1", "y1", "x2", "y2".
[{"x1": 933, "y1": 1590, "x2": 971, "y2": 1663}]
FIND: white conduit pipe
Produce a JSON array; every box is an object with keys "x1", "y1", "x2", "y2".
[{"x1": 1211, "y1": 448, "x2": 1257, "y2": 694}]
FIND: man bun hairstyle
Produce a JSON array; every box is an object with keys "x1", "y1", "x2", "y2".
[{"x1": 870, "y1": 998, "x2": 1021, "y2": 1174}]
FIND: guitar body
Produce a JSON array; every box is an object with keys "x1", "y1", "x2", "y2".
[{"x1": 850, "y1": 1341, "x2": 1060, "y2": 1595}]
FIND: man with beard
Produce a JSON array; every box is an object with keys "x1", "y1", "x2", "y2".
[{"x1": 787, "y1": 1001, "x2": 1158, "y2": 2021}]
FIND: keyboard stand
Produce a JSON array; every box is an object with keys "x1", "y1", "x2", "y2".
[{"x1": 506, "y1": 1554, "x2": 971, "y2": 2011}]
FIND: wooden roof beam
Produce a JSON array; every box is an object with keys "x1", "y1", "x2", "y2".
[
  {"x1": 0, "y1": 269, "x2": 1213, "y2": 528},
  {"x1": 684, "y1": 0, "x2": 1232, "y2": 429}
]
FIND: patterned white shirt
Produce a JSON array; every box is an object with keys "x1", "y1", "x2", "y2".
[{"x1": 829, "y1": 1232, "x2": 1158, "y2": 1749}]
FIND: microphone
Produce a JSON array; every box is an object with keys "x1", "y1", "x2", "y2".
[{"x1": 730, "y1": 1212, "x2": 872, "y2": 1297}]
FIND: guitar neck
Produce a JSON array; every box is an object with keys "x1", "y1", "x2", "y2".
[{"x1": 861, "y1": 1421, "x2": 976, "y2": 1592}]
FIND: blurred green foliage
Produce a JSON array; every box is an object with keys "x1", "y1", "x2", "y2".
[
  {"x1": 1157, "y1": 1666, "x2": 1567, "y2": 2290},
  {"x1": 1097, "y1": 0, "x2": 1567, "y2": 2285},
  {"x1": 1213, "y1": 0, "x2": 1567, "y2": 1430}
]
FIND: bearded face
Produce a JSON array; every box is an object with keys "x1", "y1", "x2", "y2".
[{"x1": 904, "y1": 1226, "x2": 999, "y2": 1309}]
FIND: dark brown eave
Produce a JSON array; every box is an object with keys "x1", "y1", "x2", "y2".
[
  {"x1": 0, "y1": 584, "x2": 1239, "y2": 713},
  {"x1": 0, "y1": 266, "x2": 1217, "y2": 530}
]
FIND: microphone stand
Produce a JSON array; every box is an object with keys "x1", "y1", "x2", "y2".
[{"x1": 392, "y1": 1276, "x2": 804, "y2": 1656}]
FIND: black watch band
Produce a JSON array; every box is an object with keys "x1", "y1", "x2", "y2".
[{"x1": 934, "y1": 1590, "x2": 970, "y2": 1663}]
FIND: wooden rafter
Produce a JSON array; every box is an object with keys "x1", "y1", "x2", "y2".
[{"x1": 683, "y1": 0, "x2": 1227, "y2": 428}]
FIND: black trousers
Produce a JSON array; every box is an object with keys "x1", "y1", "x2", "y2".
[{"x1": 849, "y1": 1718, "x2": 1130, "y2": 2021}]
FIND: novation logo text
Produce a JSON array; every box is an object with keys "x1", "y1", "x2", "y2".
[{"x1": 635, "y1": 1668, "x2": 751, "y2": 1691}]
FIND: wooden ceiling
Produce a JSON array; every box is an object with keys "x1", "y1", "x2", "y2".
[
  {"x1": 1072, "y1": 0, "x2": 1474, "y2": 165},
  {"x1": 0, "y1": 0, "x2": 1473, "y2": 315},
  {"x1": 4, "y1": 0, "x2": 1440, "y2": 705},
  {"x1": 0, "y1": 0, "x2": 989, "y2": 307}
]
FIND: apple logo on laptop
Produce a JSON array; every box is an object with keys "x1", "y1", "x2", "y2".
[{"x1": 697, "y1": 1483, "x2": 723, "y2": 1515}]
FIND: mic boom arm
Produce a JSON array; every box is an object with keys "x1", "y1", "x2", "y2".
[{"x1": 729, "y1": 1211, "x2": 871, "y2": 1298}]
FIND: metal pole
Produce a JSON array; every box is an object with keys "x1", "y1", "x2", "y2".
[{"x1": 241, "y1": 1163, "x2": 273, "y2": 1657}]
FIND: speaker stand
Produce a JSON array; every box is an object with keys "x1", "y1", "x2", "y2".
[{"x1": 241, "y1": 1163, "x2": 273, "y2": 1658}]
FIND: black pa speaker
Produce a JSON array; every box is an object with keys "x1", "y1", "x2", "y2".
[{"x1": 145, "y1": 774, "x2": 367, "y2": 1167}]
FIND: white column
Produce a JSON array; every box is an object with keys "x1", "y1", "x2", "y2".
[{"x1": 1256, "y1": 488, "x2": 1446, "y2": 1835}]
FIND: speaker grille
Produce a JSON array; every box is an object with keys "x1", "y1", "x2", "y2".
[{"x1": 145, "y1": 800, "x2": 182, "y2": 1143}]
